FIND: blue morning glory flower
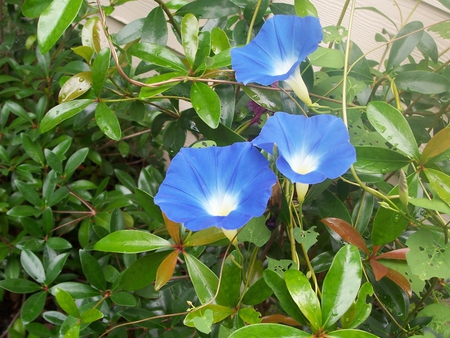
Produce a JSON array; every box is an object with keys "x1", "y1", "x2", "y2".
[
  {"x1": 252, "y1": 112, "x2": 356, "y2": 184},
  {"x1": 231, "y1": 15, "x2": 323, "y2": 106},
  {"x1": 154, "y1": 142, "x2": 277, "y2": 231}
]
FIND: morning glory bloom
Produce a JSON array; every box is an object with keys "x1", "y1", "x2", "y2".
[
  {"x1": 154, "y1": 142, "x2": 277, "y2": 231},
  {"x1": 231, "y1": 15, "x2": 323, "y2": 106},
  {"x1": 252, "y1": 112, "x2": 356, "y2": 185}
]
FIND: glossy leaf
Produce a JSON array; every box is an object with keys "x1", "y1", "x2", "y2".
[
  {"x1": 408, "y1": 197, "x2": 450, "y2": 214},
  {"x1": 395, "y1": 71, "x2": 450, "y2": 94},
  {"x1": 294, "y1": 0, "x2": 318, "y2": 17},
  {"x1": 308, "y1": 47, "x2": 344, "y2": 68},
  {"x1": 352, "y1": 192, "x2": 374, "y2": 235},
  {"x1": 127, "y1": 42, "x2": 187, "y2": 71},
  {"x1": 425, "y1": 168, "x2": 450, "y2": 206},
  {"x1": 64, "y1": 147, "x2": 89, "y2": 179},
  {"x1": 92, "y1": 48, "x2": 110, "y2": 96},
  {"x1": 342, "y1": 282, "x2": 373, "y2": 329},
  {"x1": 0, "y1": 278, "x2": 41, "y2": 293},
  {"x1": 217, "y1": 251, "x2": 242, "y2": 307},
  {"x1": 387, "y1": 21, "x2": 424, "y2": 70},
  {"x1": 79, "y1": 250, "x2": 106, "y2": 291},
  {"x1": 134, "y1": 188, "x2": 164, "y2": 223},
  {"x1": 45, "y1": 252, "x2": 69, "y2": 285},
  {"x1": 353, "y1": 146, "x2": 410, "y2": 175},
  {"x1": 54, "y1": 287, "x2": 79, "y2": 317},
  {"x1": 230, "y1": 323, "x2": 310, "y2": 337},
  {"x1": 370, "y1": 259, "x2": 389, "y2": 281},
  {"x1": 181, "y1": 13, "x2": 198, "y2": 68},
  {"x1": 285, "y1": 269, "x2": 322, "y2": 331},
  {"x1": 37, "y1": 0, "x2": 83, "y2": 54},
  {"x1": 15, "y1": 181, "x2": 41, "y2": 207},
  {"x1": 366, "y1": 101, "x2": 419, "y2": 160},
  {"x1": 139, "y1": 71, "x2": 184, "y2": 99},
  {"x1": 194, "y1": 116, "x2": 246, "y2": 146},
  {"x1": 40, "y1": 99, "x2": 93, "y2": 133},
  {"x1": 80, "y1": 308, "x2": 103, "y2": 324},
  {"x1": 155, "y1": 250, "x2": 179, "y2": 291},
  {"x1": 322, "y1": 245, "x2": 362, "y2": 329},
  {"x1": 317, "y1": 189, "x2": 352, "y2": 224},
  {"x1": 321, "y1": 218, "x2": 369, "y2": 256},
  {"x1": 95, "y1": 102, "x2": 121, "y2": 141},
  {"x1": 50, "y1": 282, "x2": 100, "y2": 299},
  {"x1": 237, "y1": 215, "x2": 271, "y2": 247},
  {"x1": 21, "y1": 291, "x2": 47, "y2": 324},
  {"x1": 211, "y1": 27, "x2": 230, "y2": 54},
  {"x1": 184, "y1": 304, "x2": 233, "y2": 328},
  {"x1": 21, "y1": 133, "x2": 44, "y2": 166},
  {"x1": 190, "y1": 82, "x2": 221, "y2": 129},
  {"x1": 142, "y1": 6, "x2": 168, "y2": 45},
  {"x1": 184, "y1": 227, "x2": 226, "y2": 246},
  {"x1": 20, "y1": 250, "x2": 46, "y2": 284},
  {"x1": 176, "y1": 0, "x2": 239, "y2": 18},
  {"x1": 385, "y1": 267, "x2": 412, "y2": 297},
  {"x1": 119, "y1": 251, "x2": 168, "y2": 291},
  {"x1": 94, "y1": 230, "x2": 171, "y2": 253},
  {"x1": 81, "y1": 17, "x2": 102, "y2": 52},
  {"x1": 328, "y1": 329, "x2": 378, "y2": 338},
  {"x1": 242, "y1": 86, "x2": 283, "y2": 112},
  {"x1": 22, "y1": 0, "x2": 52, "y2": 18},
  {"x1": 242, "y1": 277, "x2": 273, "y2": 306},
  {"x1": 110, "y1": 292, "x2": 136, "y2": 307},
  {"x1": 421, "y1": 127, "x2": 450, "y2": 164}
]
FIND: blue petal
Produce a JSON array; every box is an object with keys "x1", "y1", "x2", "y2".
[
  {"x1": 154, "y1": 142, "x2": 277, "y2": 231},
  {"x1": 252, "y1": 112, "x2": 356, "y2": 184},
  {"x1": 231, "y1": 15, "x2": 323, "y2": 85}
]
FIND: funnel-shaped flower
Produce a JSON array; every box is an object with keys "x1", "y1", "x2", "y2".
[
  {"x1": 154, "y1": 142, "x2": 277, "y2": 231},
  {"x1": 252, "y1": 112, "x2": 356, "y2": 184},
  {"x1": 231, "y1": 15, "x2": 323, "y2": 106}
]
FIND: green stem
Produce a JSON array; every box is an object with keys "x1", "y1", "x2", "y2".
[
  {"x1": 153, "y1": 0, "x2": 181, "y2": 38},
  {"x1": 246, "y1": 0, "x2": 262, "y2": 44}
]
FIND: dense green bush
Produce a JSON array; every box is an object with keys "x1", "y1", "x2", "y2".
[{"x1": 1, "y1": 0, "x2": 450, "y2": 337}]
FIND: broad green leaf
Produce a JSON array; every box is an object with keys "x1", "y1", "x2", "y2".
[
  {"x1": 40, "y1": 99, "x2": 93, "y2": 133},
  {"x1": 194, "y1": 31, "x2": 211, "y2": 71},
  {"x1": 243, "y1": 0, "x2": 270, "y2": 25},
  {"x1": 120, "y1": 251, "x2": 168, "y2": 291},
  {"x1": 54, "y1": 287, "x2": 79, "y2": 317},
  {"x1": 155, "y1": 250, "x2": 178, "y2": 291},
  {"x1": 184, "y1": 305, "x2": 233, "y2": 329},
  {"x1": 81, "y1": 17, "x2": 102, "y2": 52},
  {"x1": 110, "y1": 292, "x2": 136, "y2": 307},
  {"x1": 20, "y1": 250, "x2": 46, "y2": 284},
  {"x1": 64, "y1": 148, "x2": 89, "y2": 179},
  {"x1": 217, "y1": 251, "x2": 242, "y2": 307},
  {"x1": 181, "y1": 13, "x2": 198, "y2": 68},
  {"x1": 395, "y1": 71, "x2": 450, "y2": 94},
  {"x1": 7, "y1": 205, "x2": 42, "y2": 218},
  {"x1": 294, "y1": 0, "x2": 318, "y2": 17},
  {"x1": 37, "y1": 0, "x2": 84, "y2": 54},
  {"x1": 24, "y1": 323, "x2": 54, "y2": 338},
  {"x1": 114, "y1": 18, "x2": 144, "y2": 44},
  {"x1": 328, "y1": 329, "x2": 378, "y2": 338},
  {"x1": 229, "y1": 323, "x2": 310, "y2": 338},
  {"x1": 45, "y1": 149, "x2": 63, "y2": 173},
  {"x1": 21, "y1": 133, "x2": 44, "y2": 166},
  {"x1": 127, "y1": 43, "x2": 187, "y2": 72},
  {"x1": 45, "y1": 253, "x2": 70, "y2": 285},
  {"x1": 63, "y1": 322, "x2": 80, "y2": 338},
  {"x1": 191, "y1": 82, "x2": 221, "y2": 129},
  {"x1": 211, "y1": 27, "x2": 230, "y2": 54},
  {"x1": 95, "y1": 102, "x2": 121, "y2": 141},
  {"x1": 406, "y1": 229, "x2": 450, "y2": 280},
  {"x1": 176, "y1": 0, "x2": 239, "y2": 18},
  {"x1": 184, "y1": 252, "x2": 226, "y2": 305},
  {"x1": 429, "y1": 21, "x2": 450, "y2": 39},
  {"x1": 421, "y1": 127, "x2": 450, "y2": 164},
  {"x1": 238, "y1": 308, "x2": 262, "y2": 324},
  {"x1": 352, "y1": 192, "x2": 374, "y2": 235},
  {"x1": 317, "y1": 189, "x2": 352, "y2": 224},
  {"x1": 417, "y1": 303, "x2": 450, "y2": 334},
  {"x1": 50, "y1": 282, "x2": 100, "y2": 299},
  {"x1": 94, "y1": 230, "x2": 171, "y2": 253},
  {"x1": 353, "y1": 146, "x2": 410, "y2": 175},
  {"x1": 216, "y1": 84, "x2": 235, "y2": 128},
  {"x1": 184, "y1": 227, "x2": 226, "y2": 246},
  {"x1": 237, "y1": 215, "x2": 271, "y2": 247},
  {"x1": 308, "y1": 47, "x2": 344, "y2": 68},
  {"x1": 293, "y1": 226, "x2": 318, "y2": 253},
  {"x1": 115, "y1": 169, "x2": 137, "y2": 191},
  {"x1": 322, "y1": 245, "x2": 362, "y2": 329},
  {"x1": 80, "y1": 309, "x2": 103, "y2": 323},
  {"x1": 242, "y1": 277, "x2": 273, "y2": 306},
  {"x1": 92, "y1": 48, "x2": 110, "y2": 96},
  {"x1": 418, "y1": 31, "x2": 439, "y2": 63},
  {"x1": 342, "y1": 282, "x2": 373, "y2": 329},
  {"x1": 71, "y1": 46, "x2": 94, "y2": 63},
  {"x1": 0, "y1": 278, "x2": 41, "y2": 293},
  {"x1": 21, "y1": 291, "x2": 47, "y2": 324},
  {"x1": 139, "y1": 71, "x2": 184, "y2": 99},
  {"x1": 408, "y1": 197, "x2": 450, "y2": 215},
  {"x1": 163, "y1": 120, "x2": 186, "y2": 156},
  {"x1": 242, "y1": 86, "x2": 283, "y2": 112},
  {"x1": 194, "y1": 116, "x2": 245, "y2": 146},
  {"x1": 15, "y1": 181, "x2": 41, "y2": 207},
  {"x1": 387, "y1": 21, "x2": 424, "y2": 70},
  {"x1": 22, "y1": 0, "x2": 52, "y2": 18},
  {"x1": 142, "y1": 6, "x2": 168, "y2": 45},
  {"x1": 79, "y1": 250, "x2": 106, "y2": 291},
  {"x1": 285, "y1": 269, "x2": 322, "y2": 331},
  {"x1": 366, "y1": 101, "x2": 419, "y2": 160},
  {"x1": 425, "y1": 168, "x2": 450, "y2": 206},
  {"x1": 134, "y1": 188, "x2": 164, "y2": 223}
]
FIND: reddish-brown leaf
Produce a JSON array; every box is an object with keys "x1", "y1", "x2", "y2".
[
  {"x1": 163, "y1": 213, "x2": 181, "y2": 245},
  {"x1": 375, "y1": 248, "x2": 409, "y2": 260},
  {"x1": 321, "y1": 217, "x2": 370, "y2": 256},
  {"x1": 372, "y1": 245, "x2": 382, "y2": 256},
  {"x1": 370, "y1": 258, "x2": 389, "y2": 281},
  {"x1": 385, "y1": 267, "x2": 412, "y2": 297},
  {"x1": 155, "y1": 250, "x2": 179, "y2": 291}
]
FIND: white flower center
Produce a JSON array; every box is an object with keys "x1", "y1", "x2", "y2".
[
  {"x1": 206, "y1": 193, "x2": 238, "y2": 216},
  {"x1": 290, "y1": 154, "x2": 318, "y2": 175}
]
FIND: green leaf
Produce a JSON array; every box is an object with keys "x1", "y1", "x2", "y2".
[
  {"x1": 342, "y1": 282, "x2": 373, "y2": 329},
  {"x1": 92, "y1": 48, "x2": 110, "y2": 96},
  {"x1": 15, "y1": 181, "x2": 41, "y2": 207},
  {"x1": 54, "y1": 287, "x2": 79, "y2": 317},
  {"x1": 425, "y1": 168, "x2": 450, "y2": 206},
  {"x1": 322, "y1": 245, "x2": 362, "y2": 329},
  {"x1": 216, "y1": 84, "x2": 235, "y2": 128},
  {"x1": 294, "y1": 0, "x2": 318, "y2": 17},
  {"x1": 429, "y1": 21, "x2": 450, "y2": 40},
  {"x1": 79, "y1": 250, "x2": 106, "y2": 291},
  {"x1": 20, "y1": 250, "x2": 46, "y2": 284},
  {"x1": 308, "y1": 47, "x2": 344, "y2": 68},
  {"x1": 418, "y1": 31, "x2": 439, "y2": 63},
  {"x1": 110, "y1": 292, "x2": 136, "y2": 307},
  {"x1": 40, "y1": 99, "x2": 93, "y2": 133},
  {"x1": 114, "y1": 18, "x2": 144, "y2": 45},
  {"x1": 80, "y1": 308, "x2": 104, "y2": 323},
  {"x1": 139, "y1": 71, "x2": 184, "y2": 99},
  {"x1": 217, "y1": 251, "x2": 242, "y2": 307},
  {"x1": 409, "y1": 197, "x2": 450, "y2": 215},
  {"x1": 421, "y1": 127, "x2": 450, "y2": 164},
  {"x1": 238, "y1": 308, "x2": 262, "y2": 324},
  {"x1": 119, "y1": 251, "x2": 168, "y2": 291},
  {"x1": 22, "y1": 0, "x2": 52, "y2": 18},
  {"x1": 327, "y1": 329, "x2": 378, "y2": 338},
  {"x1": 21, "y1": 133, "x2": 44, "y2": 166},
  {"x1": 184, "y1": 305, "x2": 233, "y2": 331},
  {"x1": 387, "y1": 21, "x2": 424, "y2": 70},
  {"x1": 0, "y1": 278, "x2": 41, "y2": 293},
  {"x1": 190, "y1": 82, "x2": 221, "y2": 129},
  {"x1": 211, "y1": 27, "x2": 230, "y2": 54},
  {"x1": 184, "y1": 227, "x2": 226, "y2": 246},
  {"x1": 184, "y1": 252, "x2": 223, "y2": 304},
  {"x1": 51, "y1": 282, "x2": 100, "y2": 299},
  {"x1": 94, "y1": 230, "x2": 171, "y2": 253},
  {"x1": 59, "y1": 71, "x2": 92, "y2": 103},
  {"x1": 366, "y1": 101, "x2": 419, "y2": 160},
  {"x1": 181, "y1": 13, "x2": 198, "y2": 68},
  {"x1": 242, "y1": 277, "x2": 273, "y2": 306},
  {"x1": 134, "y1": 188, "x2": 164, "y2": 223},
  {"x1": 64, "y1": 147, "x2": 89, "y2": 179},
  {"x1": 242, "y1": 86, "x2": 283, "y2": 112},
  {"x1": 293, "y1": 226, "x2": 318, "y2": 253},
  {"x1": 229, "y1": 323, "x2": 310, "y2": 338},
  {"x1": 95, "y1": 102, "x2": 121, "y2": 141},
  {"x1": 21, "y1": 291, "x2": 47, "y2": 324},
  {"x1": 82, "y1": 17, "x2": 102, "y2": 52},
  {"x1": 395, "y1": 71, "x2": 450, "y2": 94},
  {"x1": 406, "y1": 229, "x2": 450, "y2": 280},
  {"x1": 62, "y1": 321, "x2": 80, "y2": 338},
  {"x1": 237, "y1": 216, "x2": 271, "y2": 247},
  {"x1": 127, "y1": 42, "x2": 187, "y2": 72},
  {"x1": 417, "y1": 303, "x2": 450, "y2": 334},
  {"x1": 353, "y1": 146, "x2": 410, "y2": 175},
  {"x1": 142, "y1": 6, "x2": 168, "y2": 45},
  {"x1": 37, "y1": 0, "x2": 84, "y2": 54},
  {"x1": 285, "y1": 269, "x2": 322, "y2": 331},
  {"x1": 194, "y1": 116, "x2": 245, "y2": 146},
  {"x1": 352, "y1": 192, "x2": 374, "y2": 235},
  {"x1": 176, "y1": 0, "x2": 239, "y2": 18},
  {"x1": 45, "y1": 253, "x2": 69, "y2": 285},
  {"x1": 317, "y1": 189, "x2": 352, "y2": 224}
]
